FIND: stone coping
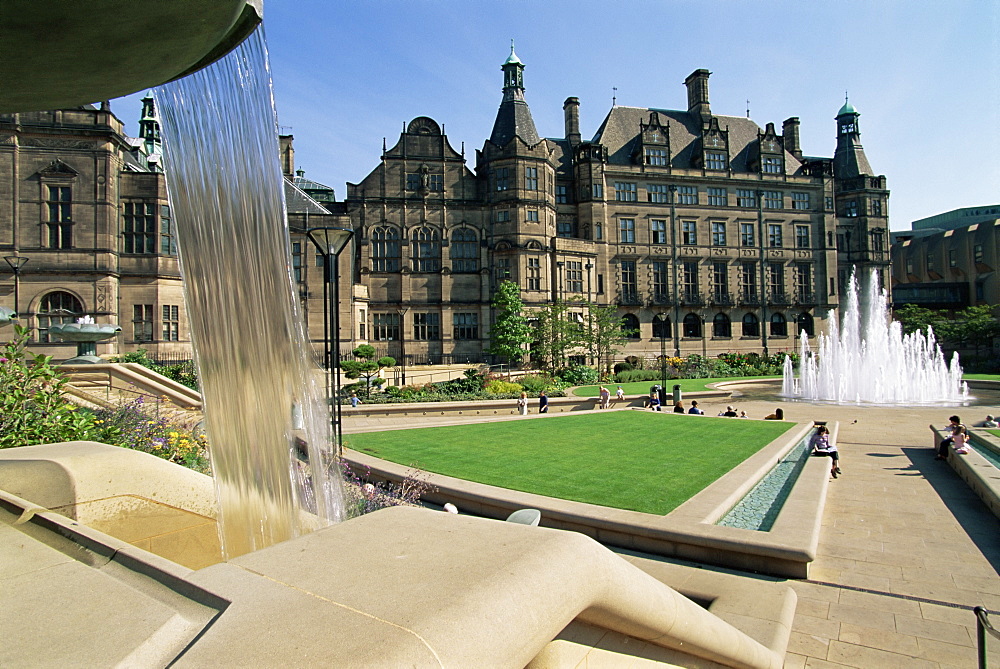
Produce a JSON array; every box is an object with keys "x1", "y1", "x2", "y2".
[
  {"x1": 344, "y1": 389, "x2": 731, "y2": 418},
  {"x1": 931, "y1": 425, "x2": 1000, "y2": 520},
  {"x1": 345, "y1": 415, "x2": 833, "y2": 578}
]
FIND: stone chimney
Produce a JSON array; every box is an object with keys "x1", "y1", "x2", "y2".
[
  {"x1": 279, "y1": 134, "x2": 294, "y2": 177},
  {"x1": 564, "y1": 97, "x2": 581, "y2": 147},
  {"x1": 782, "y1": 117, "x2": 802, "y2": 159},
  {"x1": 684, "y1": 69, "x2": 712, "y2": 124}
]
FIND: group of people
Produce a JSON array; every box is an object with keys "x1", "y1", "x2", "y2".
[{"x1": 934, "y1": 415, "x2": 971, "y2": 459}]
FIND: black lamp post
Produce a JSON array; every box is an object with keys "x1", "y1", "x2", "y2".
[
  {"x1": 4, "y1": 255, "x2": 29, "y2": 318},
  {"x1": 657, "y1": 311, "x2": 667, "y2": 393},
  {"x1": 306, "y1": 226, "x2": 353, "y2": 454},
  {"x1": 396, "y1": 306, "x2": 409, "y2": 385}
]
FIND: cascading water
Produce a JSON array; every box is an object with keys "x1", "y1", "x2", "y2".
[
  {"x1": 783, "y1": 268, "x2": 969, "y2": 405},
  {"x1": 155, "y1": 28, "x2": 344, "y2": 559}
]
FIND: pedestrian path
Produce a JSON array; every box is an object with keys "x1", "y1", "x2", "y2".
[{"x1": 343, "y1": 395, "x2": 1000, "y2": 668}]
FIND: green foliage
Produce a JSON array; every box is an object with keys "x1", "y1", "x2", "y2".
[
  {"x1": 893, "y1": 304, "x2": 1000, "y2": 368},
  {"x1": 109, "y1": 348, "x2": 200, "y2": 391},
  {"x1": 532, "y1": 299, "x2": 588, "y2": 372},
  {"x1": 614, "y1": 368, "x2": 663, "y2": 383},
  {"x1": 435, "y1": 368, "x2": 487, "y2": 394},
  {"x1": 586, "y1": 305, "x2": 634, "y2": 375},
  {"x1": 559, "y1": 365, "x2": 599, "y2": 386},
  {"x1": 894, "y1": 304, "x2": 942, "y2": 336},
  {"x1": 485, "y1": 379, "x2": 523, "y2": 394},
  {"x1": 486, "y1": 280, "x2": 533, "y2": 368},
  {"x1": 516, "y1": 373, "x2": 561, "y2": 394},
  {"x1": 0, "y1": 325, "x2": 104, "y2": 448},
  {"x1": 341, "y1": 345, "x2": 396, "y2": 399}
]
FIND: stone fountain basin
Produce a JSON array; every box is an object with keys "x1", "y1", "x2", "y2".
[{"x1": 47, "y1": 323, "x2": 121, "y2": 342}]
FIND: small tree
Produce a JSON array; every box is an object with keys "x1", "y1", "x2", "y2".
[
  {"x1": 532, "y1": 299, "x2": 588, "y2": 373},
  {"x1": 584, "y1": 303, "x2": 634, "y2": 376},
  {"x1": 893, "y1": 304, "x2": 942, "y2": 335},
  {"x1": 486, "y1": 280, "x2": 533, "y2": 371},
  {"x1": 340, "y1": 345, "x2": 396, "y2": 399},
  {"x1": 952, "y1": 305, "x2": 1000, "y2": 356}
]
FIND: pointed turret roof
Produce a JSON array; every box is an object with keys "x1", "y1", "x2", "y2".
[
  {"x1": 488, "y1": 42, "x2": 540, "y2": 147},
  {"x1": 833, "y1": 97, "x2": 872, "y2": 178}
]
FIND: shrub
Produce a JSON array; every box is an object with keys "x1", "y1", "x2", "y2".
[
  {"x1": 485, "y1": 379, "x2": 523, "y2": 394},
  {"x1": 517, "y1": 373, "x2": 558, "y2": 394},
  {"x1": 340, "y1": 461, "x2": 437, "y2": 519},
  {"x1": 614, "y1": 369, "x2": 663, "y2": 383},
  {"x1": 624, "y1": 355, "x2": 644, "y2": 370},
  {"x1": 613, "y1": 362, "x2": 634, "y2": 374},
  {"x1": 559, "y1": 365, "x2": 600, "y2": 386}
]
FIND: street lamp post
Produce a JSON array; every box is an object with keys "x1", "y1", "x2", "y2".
[
  {"x1": 755, "y1": 190, "x2": 768, "y2": 357},
  {"x1": 4, "y1": 255, "x2": 29, "y2": 317},
  {"x1": 656, "y1": 311, "x2": 667, "y2": 395},
  {"x1": 306, "y1": 226, "x2": 354, "y2": 455},
  {"x1": 396, "y1": 306, "x2": 409, "y2": 385},
  {"x1": 668, "y1": 185, "x2": 680, "y2": 357}
]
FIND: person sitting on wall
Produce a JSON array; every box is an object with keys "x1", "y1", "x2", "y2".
[
  {"x1": 810, "y1": 425, "x2": 841, "y2": 478},
  {"x1": 982, "y1": 415, "x2": 998, "y2": 428},
  {"x1": 738, "y1": 410, "x2": 749, "y2": 418},
  {"x1": 764, "y1": 408, "x2": 784, "y2": 420},
  {"x1": 718, "y1": 405, "x2": 737, "y2": 417},
  {"x1": 935, "y1": 415, "x2": 967, "y2": 459},
  {"x1": 688, "y1": 400, "x2": 704, "y2": 415},
  {"x1": 673, "y1": 401, "x2": 685, "y2": 414},
  {"x1": 648, "y1": 392, "x2": 661, "y2": 411}
]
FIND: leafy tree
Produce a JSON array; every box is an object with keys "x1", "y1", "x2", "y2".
[
  {"x1": 532, "y1": 300, "x2": 588, "y2": 373},
  {"x1": 893, "y1": 304, "x2": 942, "y2": 336},
  {"x1": 952, "y1": 305, "x2": 1000, "y2": 356},
  {"x1": 583, "y1": 303, "x2": 635, "y2": 376},
  {"x1": 486, "y1": 280, "x2": 533, "y2": 371},
  {"x1": 340, "y1": 344, "x2": 396, "y2": 399}
]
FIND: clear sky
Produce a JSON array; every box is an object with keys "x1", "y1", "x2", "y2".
[{"x1": 112, "y1": 0, "x2": 1000, "y2": 231}]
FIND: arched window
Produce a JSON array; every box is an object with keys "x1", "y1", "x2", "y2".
[
  {"x1": 796, "y1": 312, "x2": 814, "y2": 337},
  {"x1": 652, "y1": 314, "x2": 670, "y2": 340},
  {"x1": 712, "y1": 312, "x2": 731, "y2": 338},
  {"x1": 450, "y1": 228, "x2": 478, "y2": 273},
  {"x1": 38, "y1": 291, "x2": 83, "y2": 343},
  {"x1": 770, "y1": 312, "x2": 787, "y2": 336},
  {"x1": 621, "y1": 313, "x2": 640, "y2": 339},
  {"x1": 683, "y1": 313, "x2": 702, "y2": 338},
  {"x1": 371, "y1": 226, "x2": 400, "y2": 272},
  {"x1": 742, "y1": 313, "x2": 760, "y2": 337},
  {"x1": 413, "y1": 227, "x2": 441, "y2": 272}
]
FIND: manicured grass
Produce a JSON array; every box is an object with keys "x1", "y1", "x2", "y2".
[
  {"x1": 987, "y1": 429, "x2": 1000, "y2": 439},
  {"x1": 573, "y1": 377, "x2": 781, "y2": 398},
  {"x1": 964, "y1": 374, "x2": 1000, "y2": 381},
  {"x1": 345, "y1": 412, "x2": 794, "y2": 515}
]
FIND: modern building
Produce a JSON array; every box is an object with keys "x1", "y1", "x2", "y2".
[
  {"x1": 891, "y1": 206, "x2": 1000, "y2": 313},
  {"x1": 343, "y1": 48, "x2": 890, "y2": 365}
]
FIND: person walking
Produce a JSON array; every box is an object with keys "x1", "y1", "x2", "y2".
[
  {"x1": 810, "y1": 425, "x2": 841, "y2": 478},
  {"x1": 599, "y1": 386, "x2": 611, "y2": 410},
  {"x1": 538, "y1": 391, "x2": 549, "y2": 414},
  {"x1": 517, "y1": 391, "x2": 529, "y2": 416},
  {"x1": 350, "y1": 392, "x2": 361, "y2": 408}
]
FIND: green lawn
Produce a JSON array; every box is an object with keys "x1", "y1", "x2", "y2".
[
  {"x1": 573, "y1": 377, "x2": 781, "y2": 398},
  {"x1": 345, "y1": 412, "x2": 793, "y2": 515},
  {"x1": 963, "y1": 374, "x2": 1000, "y2": 381}
]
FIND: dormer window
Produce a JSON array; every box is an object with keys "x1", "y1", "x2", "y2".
[
  {"x1": 705, "y1": 151, "x2": 726, "y2": 170},
  {"x1": 762, "y1": 156, "x2": 782, "y2": 174},
  {"x1": 644, "y1": 147, "x2": 667, "y2": 166}
]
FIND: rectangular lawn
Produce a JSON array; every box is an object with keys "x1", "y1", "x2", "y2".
[{"x1": 345, "y1": 412, "x2": 794, "y2": 515}]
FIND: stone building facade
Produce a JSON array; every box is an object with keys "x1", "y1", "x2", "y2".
[{"x1": 343, "y1": 48, "x2": 890, "y2": 365}]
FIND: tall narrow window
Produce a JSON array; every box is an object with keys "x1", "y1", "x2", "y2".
[
  {"x1": 371, "y1": 226, "x2": 401, "y2": 272},
  {"x1": 497, "y1": 257, "x2": 512, "y2": 281},
  {"x1": 413, "y1": 227, "x2": 441, "y2": 272},
  {"x1": 713, "y1": 313, "x2": 732, "y2": 337},
  {"x1": 712, "y1": 262, "x2": 729, "y2": 301},
  {"x1": 566, "y1": 261, "x2": 583, "y2": 292},
  {"x1": 453, "y1": 313, "x2": 478, "y2": 340},
  {"x1": 768, "y1": 263, "x2": 785, "y2": 300},
  {"x1": 133, "y1": 304, "x2": 153, "y2": 342},
  {"x1": 494, "y1": 167, "x2": 509, "y2": 191},
  {"x1": 768, "y1": 224, "x2": 783, "y2": 248},
  {"x1": 162, "y1": 305, "x2": 179, "y2": 341},
  {"x1": 620, "y1": 260, "x2": 638, "y2": 303},
  {"x1": 741, "y1": 263, "x2": 757, "y2": 301},
  {"x1": 123, "y1": 202, "x2": 157, "y2": 254},
  {"x1": 742, "y1": 313, "x2": 760, "y2": 337},
  {"x1": 795, "y1": 263, "x2": 812, "y2": 301},
  {"x1": 556, "y1": 184, "x2": 568, "y2": 204},
  {"x1": 450, "y1": 228, "x2": 478, "y2": 272},
  {"x1": 711, "y1": 221, "x2": 727, "y2": 246},
  {"x1": 653, "y1": 262, "x2": 669, "y2": 303},
  {"x1": 524, "y1": 166, "x2": 538, "y2": 190},
  {"x1": 160, "y1": 205, "x2": 176, "y2": 255},
  {"x1": 650, "y1": 219, "x2": 667, "y2": 244},
  {"x1": 413, "y1": 313, "x2": 440, "y2": 340},
  {"x1": 292, "y1": 242, "x2": 303, "y2": 283},
  {"x1": 38, "y1": 291, "x2": 82, "y2": 343},
  {"x1": 619, "y1": 218, "x2": 635, "y2": 243},
  {"x1": 527, "y1": 257, "x2": 541, "y2": 290},
  {"x1": 682, "y1": 220, "x2": 697, "y2": 245},
  {"x1": 770, "y1": 313, "x2": 787, "y2": 336},
  {"x1": 795, "y1": 225, "x2": 810, "y2": 249},
  {"x1": 46, "y1": 185, "x2": 73, "y2": 249},
  {"x1": 683, "y1": 313, "x2": 702, "y2": 337},
  {"x1": 682, "y1": 261, "x2": 699, "y2": 301},
  {"x1": 740, "y1": 222, "x2": 755, "y2": 247}
]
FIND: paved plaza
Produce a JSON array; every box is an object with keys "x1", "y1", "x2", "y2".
[{"x1": 344, "y1": 391, "x2": 1000, "y2": 668}]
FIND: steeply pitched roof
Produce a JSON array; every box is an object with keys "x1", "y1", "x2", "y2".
[
  {"x1": 591, "y1": 106, "x2": 807, "y2": 174},
  {"x1": 489, "y1": 99, "x2": 541, "y2": 147}
]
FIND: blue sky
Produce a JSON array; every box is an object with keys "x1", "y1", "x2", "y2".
[{"x1": 112, "y1": 0, "x2": 999, "y2": 230}]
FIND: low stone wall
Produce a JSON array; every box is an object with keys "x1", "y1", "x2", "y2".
[
  {"x1": 932, "y1": 425, "x2": 1000, "y2": 519},
  {"x1": 345, "y1": 415, "x2": 831, "y2": 578}
]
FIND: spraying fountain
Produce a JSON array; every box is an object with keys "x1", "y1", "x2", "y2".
[{"x1": 783, "y1": 268, "x2": 969, "y2": 404}]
